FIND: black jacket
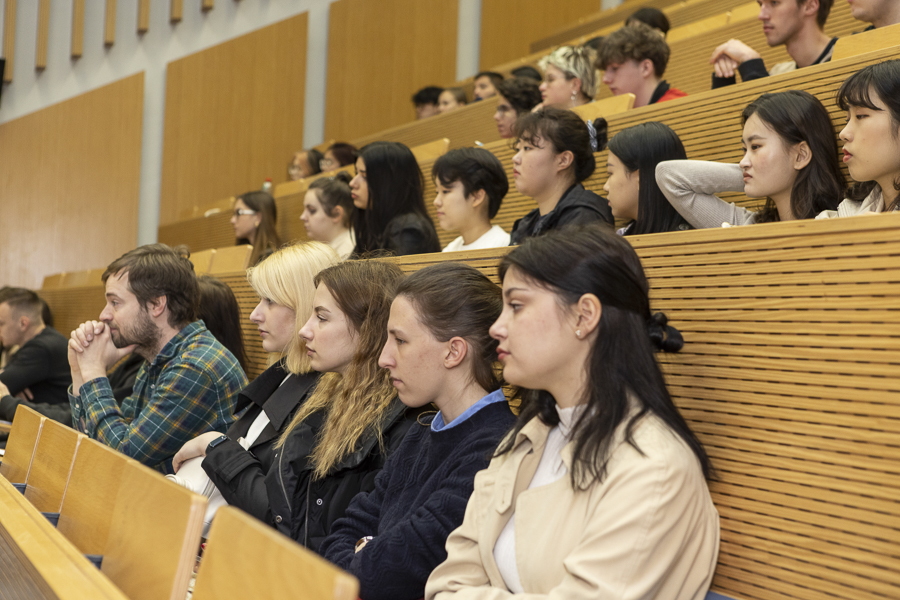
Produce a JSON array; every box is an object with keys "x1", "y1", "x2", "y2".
[
  {"x1": 510, "y1": 183, "x2": 613, "y2": 245},
  {"x1": 267, "y1": 397, "x2": 426, "y2": 551},
  {"x1": 202, "y1": 363, "x2": 319, "y2": 523},
  {"x1": 380, "y1": 212, "x2": 441, "y2": 256},
  {"x1": 0, "y1": 327, "x2": 73, "y2": 425}
]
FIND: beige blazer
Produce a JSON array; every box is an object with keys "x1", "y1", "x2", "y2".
[{"x1": 425, "y1": 410, "x2": 719, "y2": 600}]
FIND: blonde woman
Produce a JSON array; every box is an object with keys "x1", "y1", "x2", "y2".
[
  {"x1": 535, "y1": 45, "x2": 597, "y2": 110},
  {"x1": 172, "y1": 241, "x2": 340, "y2": 522}
]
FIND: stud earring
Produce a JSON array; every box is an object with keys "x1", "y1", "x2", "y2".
[{"x1": 576, "y1": 329, "x2": 582, "y2": 338}]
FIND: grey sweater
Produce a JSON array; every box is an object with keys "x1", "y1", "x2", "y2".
[{"x1": 655, "y1": 160, "x2": 757, "y2": 229}]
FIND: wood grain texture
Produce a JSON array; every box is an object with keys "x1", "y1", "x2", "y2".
[
  {"x1": 833, "y1": 20, "x2": 900, "y2": 60},
  {"x1": 480, "y1": 0, "x2": 600, "y2": 69},
  {"x1": 193, "y1": 507, "x2": 359, "y2": 600},
  {"x1": 160, "y1": 13, "x2": 307, "y2": 224},
  {"x1": 35, "y1": 0, "x2": 50, "y2": 70},
  {"x1": 0, "y1": 73, "x2": 143, "y2": 289},
  {"x1": 71, "y1": 0, "x2": 85, "y2": 58},
  {"x1": 0, "y1": 407, "x2": 45, "y2": 485},
  {"x1": 24, "y1": 421, "x2": 83, "y2": 513},
  {"x1": 325, "y1": 0, "x2": 458, "y2": 142},
  {"x1": 3, "y1": 0, "x2": 16, "y2": 82},
  {"x1": 104, "y1": 0, "x2": 116, "y2": 46}
]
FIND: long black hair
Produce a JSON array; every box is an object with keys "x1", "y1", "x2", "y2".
[
  {"x1": 837, "y1": 59, "x2": 900, "y2": 210},
  {"x1": 607, "y1": 122, "x2": 691, "y2": 235},
  {"x1": 495, "y1": 226, "x2": 711, "y2": 488},
  {"x1": 741, "y1": 91, "x2": 844, "y2": 222},
  {"x1": 352, "y1": 141, "x2": 439, "y2": 254}
]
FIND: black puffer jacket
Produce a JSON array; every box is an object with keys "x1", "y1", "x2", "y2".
[{"x1": 509, "y1": 183, "x2": 613, "y2": 245}]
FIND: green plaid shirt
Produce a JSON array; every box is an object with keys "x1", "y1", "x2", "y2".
[{"x1": 69, "y1": 321, "x2": 248, "y2": 473}]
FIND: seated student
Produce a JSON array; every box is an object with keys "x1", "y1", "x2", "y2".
[
  {"x1": 412, "y1": 86, "x2": 443, "y2": 119},
  {"x1": 473, "y1": 71, "x2": 504, "y2": 100},
  {"x1": 494, "y1": 77, "x2": 543, "y2": 139},
  {"x1": 596, "y1": 22, "x2": 686, "y2": 107},
  {"x1": 604, "y1": 122, "x2": 692, "y2": 236},
  {"x1": 509, "y1": 108, "x2": 613, "y2": 245},
  {"x1": 709, "y1": 0, "x2": 837, "y2": 89},
  {"x1": 626, "y1": 7, "x2": 671, "y2": 37},
  {"x1": 536, "y1": 46, "x2": 598, "y2": 110},
  {"x1": 172, "y1": 242, "x2": 340, "y2": 523},
  {"x1": 425, "y1": 227, "x2": 719, "y2": 600},
  {"x1": 350, "y1": 141, "x2": 441, "y2": 256},
  {"x1": 320, "y1": 142, "x2": 359, "y2": 171},
  {"x1": 432, "y1": 148, "x2": 511, "y2": 251},
  {"x1": 321, "y1": 263, "x2": 516, "y2": 600},
  {"x1": 656, "y1": 90, "x2": 844, "y2": 228},
  {"x1": 438, "y1": 88, "x2": 467, "y2": 113},
  {"x1": 283, "y1": 260, "x2": 426, "y2": 548},
  {"x1": 817, "y1": 59, "x2": 900, "y2": 217},
  {"x1": 289, "y1": 149, "x2": 324, "y2": 181},
  {"x1": 848, "y1": 0, "x2": 900, "y2": 30},
  {"x1": 510, "y1": 65, "x2": 542, "y2": 82},
  {"x1": 0, "y1": 288, "x2": 72, "y2": 424},
  {"x1": 67, "y1": 244, "x2": 247, "y2": 473},
  {"x1": 231, "y1": 191, "x2": 281, "y2": 266},
  {"x1": 302, "y1": 172, "x2": 356, "y2": 259}
]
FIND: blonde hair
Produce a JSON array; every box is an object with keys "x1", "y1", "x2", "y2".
[
  {"x1": 276, "y1": 260, "x2": 404, "y2": 479},
  {"x1": 539, "y1": 45, "x2": 598, "y2": 100},
  {"x1": 247, "y1": 241, "x2": 340, "y2": 374}
]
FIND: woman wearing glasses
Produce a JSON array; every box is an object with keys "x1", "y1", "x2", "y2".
[{"x1": 231, "y1": 191, "x2": 281, "y2": 265}]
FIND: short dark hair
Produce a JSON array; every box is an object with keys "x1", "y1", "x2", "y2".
[
  {"x1": 412, "y1": 86, "x2": 443, "y2": 106},
  {"x1": 0, "y1": 288, "x2": 43, "y2": 322},
  {"x1": 802, "y1": 0, "x2": 834, "y2": 28},
  {"x1": 103, "y1": 244, "x2": 199, "y2": 329},
  {"x1": 474, "y1": 71, "x2": 504, "y2": 88},
  {"x1": 582, "y1": 36, "x2": 605, "y2": 52},
  {"x1": 496, "y1": 77, "x2": 543, "y2": 115},
  {"x1": 443, "y1": 87, "x2": 468, "y2": 104},
  {"x1": 432, "y1": 148, "x2": 510, "y2": 219},
  {"x1": 326, "y1": 143, "x2": 359, "y2": 167},
  {"x1": 510, "y1": 66, "x2": 542, "y2": 81},
  {"x1": 625, "y1": 7, "x2": 670, "y2": 35},
  {"x1": 596, "y1": 22, "x2": 671, "y2": 77},
  {"x1": 514, "y1": 108, "x2": 605, "y2": 183},
  {"x1": 308, "y1": 171, "x2": 355, "y2": 227}
]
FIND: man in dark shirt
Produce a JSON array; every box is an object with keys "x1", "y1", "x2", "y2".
[{"x1": 0, "y1": 288, "x2": 73, "y2": 423}]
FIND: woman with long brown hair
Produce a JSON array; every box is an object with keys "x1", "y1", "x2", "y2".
[{"x1": 231, "y1": 190, "x2": 281, "y2": 265}]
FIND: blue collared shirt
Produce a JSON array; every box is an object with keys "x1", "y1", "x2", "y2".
[{"x1": 431, "y1": 388, "x2": 508, "y2": 432}]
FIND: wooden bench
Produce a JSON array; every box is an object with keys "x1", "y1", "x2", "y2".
[
  {"x1": 23, "y1": 418, "x2": 85, "y2": 513},
  {"x1": 832, "y1": 21, "x2": 900, "y2": 61},
  {"x1": 0, "y1": 404, "x2": 46, "y2": 486},
  {"x1": 192, "y1": 506, "x2": 359, "y2": 600}
]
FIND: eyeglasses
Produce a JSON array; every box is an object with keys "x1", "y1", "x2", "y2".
[
  {"x1": 233, "y1": 209, "x2": 257, "y2": 218},
  {"x1": 319, "y1": 157, "x2": 336, "y2": 170}
]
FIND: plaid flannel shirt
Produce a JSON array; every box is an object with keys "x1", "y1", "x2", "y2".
[{"x1": 69, "y1": 321, "x2": 248, "y2": 473}]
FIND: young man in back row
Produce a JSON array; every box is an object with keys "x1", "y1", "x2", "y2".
[{"x1": 68, "y1": 244, "x2": 247, "y2": 473}]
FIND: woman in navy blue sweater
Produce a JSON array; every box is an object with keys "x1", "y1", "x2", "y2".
[{"x1": 320, "y1": 262, "x2": 516, "y2": 600}]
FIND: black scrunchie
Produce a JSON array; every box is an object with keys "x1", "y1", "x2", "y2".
[{"x1": 647, "y1": 312, "x2": 684, "y2": 353}]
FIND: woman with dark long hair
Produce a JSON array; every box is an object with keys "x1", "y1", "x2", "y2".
[
  {"x1": 349, "y1": 142, "x2": 440, "y2": 256},
  {"x1": 656, "y1": 90, "x2": 844, "y2": 227},
  {"x1": 425, "y1": 226, "x2": 719, "y2": 600},
  {"x1": 231, "y1": 190, "x2": 281, "y2": 265},
  {"x1": 604, "y1": 122, "x2": 691, "y2": 235},
  {"x1": 818, "y1": 59, "x2": 900, "y2": 218}
]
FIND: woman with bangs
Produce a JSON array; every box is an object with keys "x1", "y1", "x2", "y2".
[
  {"x1": 817, "y1": 59, "x2": 900, "y2": 218},
  {"x1": 172, "y1": 241, "x2": 340, "y2": 523},
  {"x1": 655, "y1": 90, "x2": 844, "y2": 228},
  {"x1": 509, "y1": 108, "x2": 613, "y2": 245}
]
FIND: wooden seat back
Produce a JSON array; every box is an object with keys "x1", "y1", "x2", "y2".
[
  {"x1": 209, "y1": 244, "x2": 253, "y2": 274},
  {"x1": 42, "y1": 272, "x2": 67, "y2": 289},
  {"x1": 101, "y1": 460, "x2": 206, "y2": 600},
  {"x1": 65, "y1": 268, "x2": 105, "y2": 288},
  {"x1": 192, "y1": 506, "x2": 360, "y2": 600},
  {"x1": 411, "y1": 138, "x2": 450, "y2": 162},
  {"x1": 57, "y1": 438, "x2": 133, "y2": 556},
  {"x1": 832, "y1": 21, "x2": 900, "y2": 61},
  {"x1": 380, "y1": 212, "x2": 900, "y2": 599},
  {"x1": 190, "y1": 248, "x2": 216, "y2": 274},
  {"x1": 0, "y1": 405, "x2": 46, "y2": 485},
  {"x1": 24, "y1": 419, "x2": 85, "y2": 513}
]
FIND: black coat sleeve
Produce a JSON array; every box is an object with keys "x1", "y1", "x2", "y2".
[
  {"x1": 202, "y1": 437, "x2": 272, "y2": 523},
  {"x1": 0, "y1": 344, "x2": 49, "y2": 395},
  {"x1": 0, "y1": 394, "x2": 73, "y2": 425}
]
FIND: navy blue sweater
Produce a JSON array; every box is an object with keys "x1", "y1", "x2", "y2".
[{"x1": 320, "y1": 400, "x2": 516, "y2": 600}]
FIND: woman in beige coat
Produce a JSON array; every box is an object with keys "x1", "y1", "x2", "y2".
[{"x1": 425, "y1": 226, "x2": 720, "y2": 600}]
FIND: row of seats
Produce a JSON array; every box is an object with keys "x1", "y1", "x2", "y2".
[{"x1": 0, "y1": 405, "x2": 358, "y2": 600}]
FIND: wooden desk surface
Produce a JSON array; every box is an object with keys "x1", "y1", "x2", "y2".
[{"x1": 0, "y1": 476, "x2": 127, "y2": 600}]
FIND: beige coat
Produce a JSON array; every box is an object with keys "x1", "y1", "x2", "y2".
[{"x1": 425, "y1": 410, "x2": 719, "y2": 600}]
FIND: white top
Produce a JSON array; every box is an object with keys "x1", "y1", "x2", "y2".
[
  {"x1": 494, "y1": 404, "x2": 584, "y2": 593},
  {"x1": 816, "y1": 187, "x2": 890, "y2": 219},
  {"x1": 656, "y1": 160, "x2": 757, "y2": 228},
  {"x1": 442, "y1": 225, "x2": 510, "y2": 253},
  {"x1": 329, "y1": 228, "x2": 355, "y2": 260}
]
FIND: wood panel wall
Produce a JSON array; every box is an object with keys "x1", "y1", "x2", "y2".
[
  {"x1": 479, "y1": 0, "x2": 601, "y2": 70},
  {"x1": 160, "y1": 13, "x2": 308, "y2": 225},
  {"x1": 324, "y1": 0, "x2": 459, "y2": 142},
  {"x1": 0, "y1": 74, "x2": 143, "y2": 289}
]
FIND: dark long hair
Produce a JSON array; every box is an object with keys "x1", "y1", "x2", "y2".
[
  {"x1": 837, "y1": 59, "x2": 900, "y2": 210},
  {"x1": 495, "y1": 226, "x2": 711, "y2": 488},
  {"x1": 236, "y1": 191, "x2": 281, "y2": 265},
  {"x1": 395, "y1": 263, "x2": 502, "y2": 394},
  {"x1": 198, "y1": 275, "x2": 249, "y2": 373},
  {"x1": 741, "y1": 91, "x2": 844, "y2": 222},
  {"x1": 513, "y1": 108, "x2": 603, "y2": 184},
  {"x1": 352, "y1": 142, "x2": 438, "y2": 254},
  {"x1": 607, "y1": 122, "x2": 691, "y2": 235}
]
